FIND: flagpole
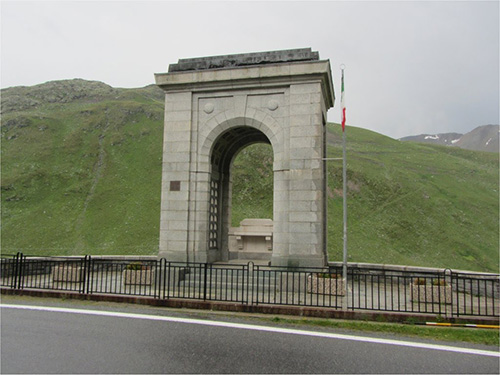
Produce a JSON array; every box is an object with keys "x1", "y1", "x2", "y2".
[
  {"x1": 342, "y1": 115, "x2": 348, "y2": 307},
  {"x1": 340, "y1": 65, "x2": 348, "y2": 309}
]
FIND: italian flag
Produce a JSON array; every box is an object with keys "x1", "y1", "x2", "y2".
[{"x1": 341, "y1": 68, "x2": 346, "y2": 132}]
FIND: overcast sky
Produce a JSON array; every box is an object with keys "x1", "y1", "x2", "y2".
[{"x1": 1, "y1": 0, "x2": 498, "y2": 139}]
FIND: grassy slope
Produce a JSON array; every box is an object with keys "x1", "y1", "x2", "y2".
[
  {"x1": 1, "y1": 84, "x2": 164, "y2": 255},
  {"x1": 325, "y1": 124, "x2": 498, "y2": 272},
  {"x1": 1, "y1": 81, "x2": 498, "y2": 272}
]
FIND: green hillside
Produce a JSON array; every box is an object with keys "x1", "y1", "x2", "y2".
[
  {"x1": 1, "y1": 80, "x2": 498, "y2": 272},
  {"x1": 1, "y1": 80, "x2": 165, "y2": 255},
  {"x1": 326, "y1": 125, "x2": 498, "y2": 272}
]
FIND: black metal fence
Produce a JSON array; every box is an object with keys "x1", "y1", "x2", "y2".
[{"x1": 1, "y1": 253, "x2": 498, "y2": 318}]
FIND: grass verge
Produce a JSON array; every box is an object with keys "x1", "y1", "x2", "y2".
[{"x1": 260, "y1": 316, "x2": 499, "y2": 346}]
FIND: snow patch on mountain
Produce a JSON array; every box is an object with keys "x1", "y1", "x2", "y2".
[{"x1": 425, "y1": 135, "x2": 439, "y2": 140}]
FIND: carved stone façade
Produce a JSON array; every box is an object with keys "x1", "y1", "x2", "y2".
[{"x1": 154, "y1": 48, "x2": 335, "y2": 268}]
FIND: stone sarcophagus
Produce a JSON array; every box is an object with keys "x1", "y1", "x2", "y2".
[{"x1": 228, "y1": 219, "x2": 273, "y2": 261}]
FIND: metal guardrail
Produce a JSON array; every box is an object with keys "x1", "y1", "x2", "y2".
[{"x1": 1, "y1": 253, "x2": 498, "y2": 317}]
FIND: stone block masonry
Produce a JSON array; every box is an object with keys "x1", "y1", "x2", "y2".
[{"x1": 155, "y1": 48, "x2": 335, "y2": 267}]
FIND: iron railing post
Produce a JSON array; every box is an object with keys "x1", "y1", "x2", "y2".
[
  {"x1": 154, "y1": 258, "x2": 161, "y2": 299},
  {"x1": 246, "y1": 262, "x2": 253, "y2": 306},
  {"x1": 11, "y1": 253, "x2": 20, "y2": 289},
  {"x1": 82, "y1": 255, "x2": 87, "y2": 294},
  {"x1": 16, "y1": 252, "x2": 25, "y2": 289},
  {"x1": 203, "y1": 262, "x2": 208, "y2": 301},
  {"x1": 444, "y1": 268, "x2": 452, "y2": 318},
  {"x1": 14, "y1": 252, "x2": 20, "y2": 289},
  {"x1": 86, "y1": 255, "x2": 93, "y2": 295},
  {"x1": 80, "y1": 256, "x2": 86, "y2": 294},
  {"x1": 255, "y1": 264, "x2": 259, "y2": 306},
  {"x1": 166, "y1": 260, "x2": 171, "y2": 299},
  {"x1": 159, "y1": 258, "x2": 165, "y2": 299}
]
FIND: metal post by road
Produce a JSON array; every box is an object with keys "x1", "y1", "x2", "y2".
[{"x1": 342, "y1": 123, "x2": 348, "y2": 310}]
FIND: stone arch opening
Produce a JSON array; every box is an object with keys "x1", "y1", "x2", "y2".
[
  {"x1": 230, "y1": 143, "x2": 273, "y2": 227},
  {"x1": 209, "y1": 125, "x2": 273, "y2": 262}
]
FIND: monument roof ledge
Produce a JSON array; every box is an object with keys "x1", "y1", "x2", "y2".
[{"x1": 168, "y1": 48, "x2": 320, "y2": 72}]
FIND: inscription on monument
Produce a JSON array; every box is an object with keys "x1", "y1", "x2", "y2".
[{"x1": 170, "y1": 181, "x2": 181, "y2": 191}]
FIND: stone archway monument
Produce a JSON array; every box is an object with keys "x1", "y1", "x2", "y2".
[{"x1": 154, "y1": 48, "x2": 335, "y2": 268}]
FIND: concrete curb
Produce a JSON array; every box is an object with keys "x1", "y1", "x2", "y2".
[{"x1": 2, "y1": 287, "x2": 498, "y2": 325}]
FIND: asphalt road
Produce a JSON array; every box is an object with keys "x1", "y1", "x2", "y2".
[{"x1": 1, "y1": 303, "x2": 498, "y2": 374}]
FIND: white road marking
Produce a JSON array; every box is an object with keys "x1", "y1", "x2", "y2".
[{"x1": 2, "y1": 304, "x2": 499, "y2": 358}]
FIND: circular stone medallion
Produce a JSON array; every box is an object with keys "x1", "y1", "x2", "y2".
[
  {"x1": 267, "y1": 100, "x2": 279, "y2": 111},
  {"x1": 203, "y1": 103, "x2": 215, "y2": 114}
]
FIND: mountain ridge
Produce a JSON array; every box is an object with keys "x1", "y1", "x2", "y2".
[
  {"x1": 399, "y1": 125, "x2": 499, "y2": 153},
  {"x1": 1, "y1": 78, "x2": 164, "y2": 114}
]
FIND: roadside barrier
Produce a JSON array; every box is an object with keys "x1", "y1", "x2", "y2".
[{"x1": 1, "y1": 253, "x2": 498, "y2": 318}]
